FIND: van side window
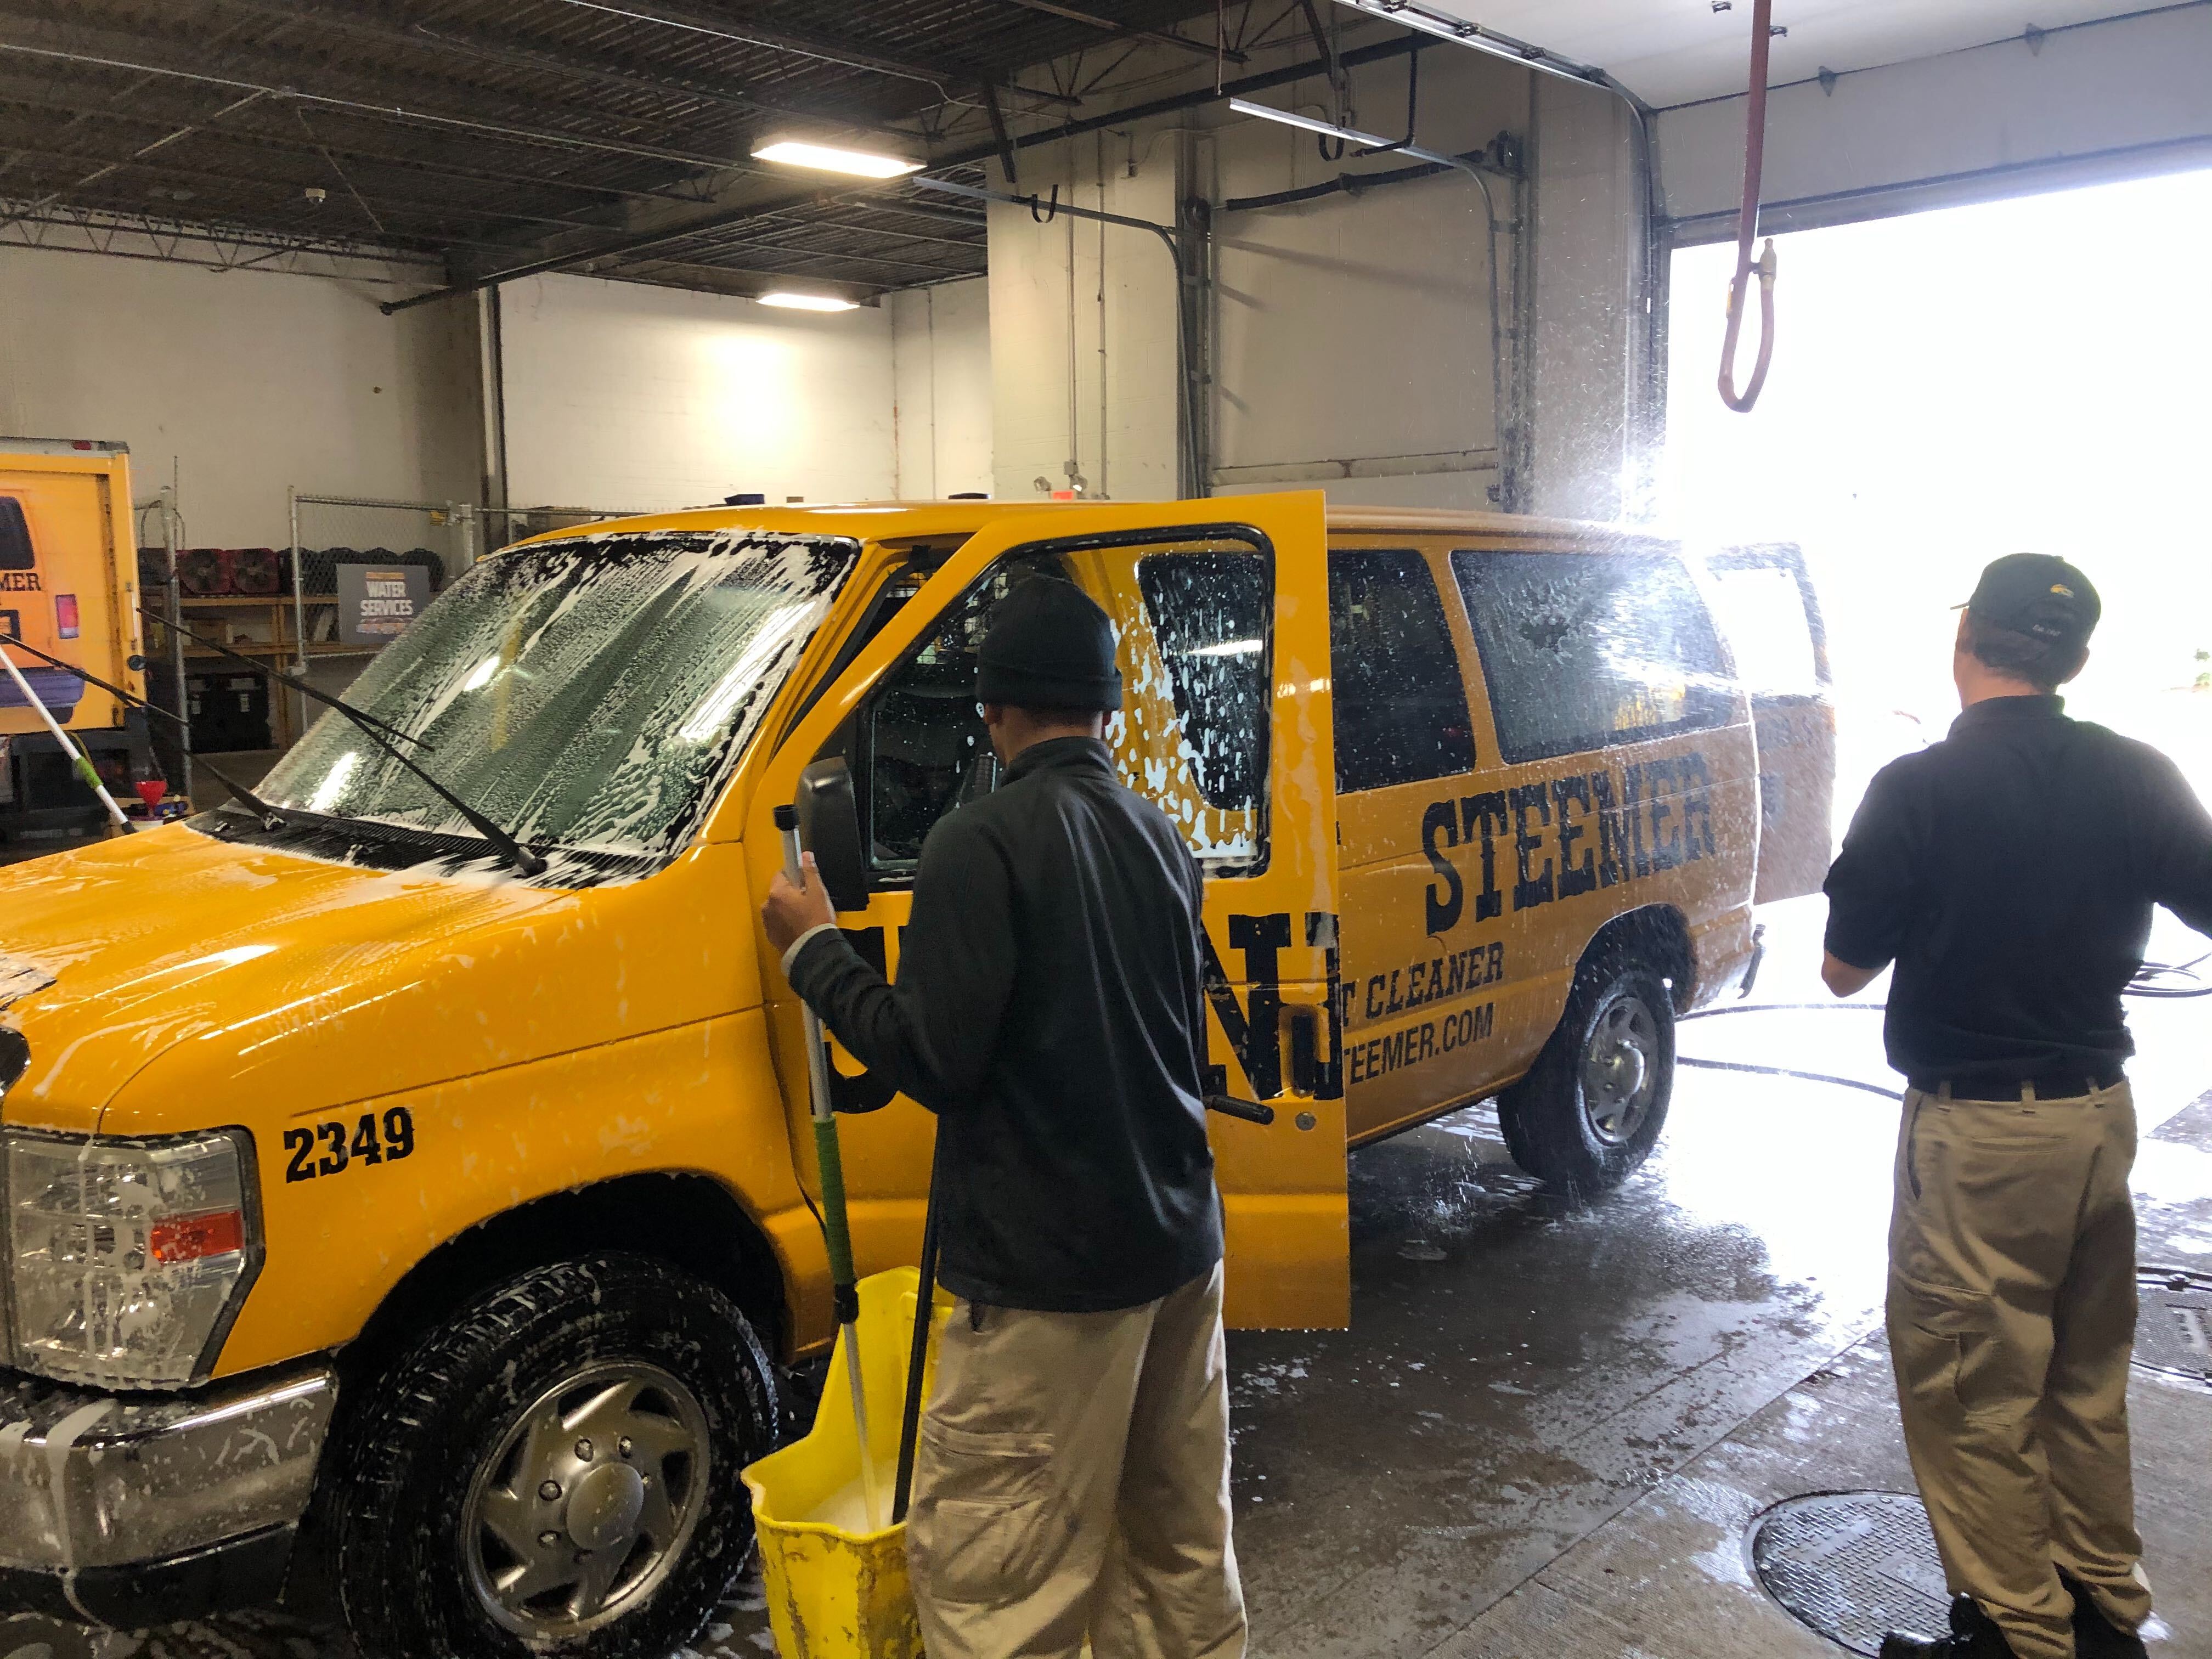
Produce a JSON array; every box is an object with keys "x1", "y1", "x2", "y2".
[
  {"x1": 863, "y1": 561, "x2": 1047, "y2": 872},
  {"x1": 1452, "y1": 549, "x2": 1733, "y2": 765},
  {"x1": 1327, "y1": 549, "x2": 1477, "y2": 794},
  {"x1": 1135, "y1": 552, "x2": 1268, "y2": 815},
  {"x1": 859, "y1": 535, "x2": 1273, "y2": 880}
]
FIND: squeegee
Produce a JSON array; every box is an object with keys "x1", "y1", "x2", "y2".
[
  {"x1": 774, "y1": 804, "x2": 882, "y2": 1531},
  {"x1": 0, "y1": 645, "x2": 129, "y2": 832}
]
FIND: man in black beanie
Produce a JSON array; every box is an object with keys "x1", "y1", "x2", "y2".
[{"x1": 763, "y1": 574, "x2": 1245, "y2": 1659}]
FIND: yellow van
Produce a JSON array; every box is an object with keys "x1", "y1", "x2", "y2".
[
  {"x1": 1, "y1": 437, "x2": 150, "y2": 853},
  {"x1": 0, "y1": 493, "x2": 1829, "y2": 1657}
]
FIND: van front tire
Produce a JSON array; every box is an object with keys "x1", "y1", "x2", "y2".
[
  {"x1": 332, "y1": 1253, "x2": 778, "y2": 1659},
  {"x1": 1499, "y1": 950, "x2": 1674, "y2": 1196}
]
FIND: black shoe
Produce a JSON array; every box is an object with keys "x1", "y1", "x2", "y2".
[
  {"x1": 2059, "y1": 1570, "x2": 2150, "y2": 1659},
  {"x1": 1880, "y1": 1596, "x2": 2019, "y2": 1659}
]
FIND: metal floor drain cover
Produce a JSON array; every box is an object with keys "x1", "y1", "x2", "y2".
[
  {"x1": 2136, "y1": 1269, "x2": 2212, "y2": 1382},
  {"x1": 1750, "y1": 1491, "x2": 1948, "y2": 1657}
]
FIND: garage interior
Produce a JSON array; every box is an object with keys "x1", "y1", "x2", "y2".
[{"x1": 1, "y1": 2, "x2": 2209, "y2": 1658}]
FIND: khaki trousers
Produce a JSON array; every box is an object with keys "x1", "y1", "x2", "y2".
[
  {"x1": 904, "y1": 1262, "x2": 1246, "y2": 1659},
  {"x1": 1887, "y1": 1081, "x2": 2153, "y2": 1659}
]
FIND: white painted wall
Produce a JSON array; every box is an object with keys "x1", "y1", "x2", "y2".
[
  {"x1": 0, "y1": 247, "x2": 479, "y2": 546},
  {"x1": 988, "y1": 145, "x2": 1182, "y2": 503},
  {"x1": 499, "y1": 273, "x2": 897, "y2": 512},
  {"x1": 890, "y1": 278, "x2": 993, "y2": 497},
  {"x1": 1209, "y1": 45, "x2": 1531, "y2": 511},
  {"x1": 1655, "y1": 4, "x2": 2212, "y2": 236},
  {"x1": 1527, "y1": 76, "x2": 1647, "y2": 523},
  {"x1": 987, "y1": 42, "x2": 1543, "y2": 511}
]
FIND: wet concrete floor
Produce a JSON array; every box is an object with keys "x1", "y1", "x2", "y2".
[{"x1": 59, "y1": 898, "x2": 2212, "y2": 1658}]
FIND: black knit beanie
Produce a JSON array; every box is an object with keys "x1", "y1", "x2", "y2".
[{"x1": 974, "y1": 575, "x2": 1124, "y2": 712}]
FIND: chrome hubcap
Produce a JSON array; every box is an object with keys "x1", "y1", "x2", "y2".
[
  {"x1": 461, "y1": 1362, "x2": 710, "y2": 1638},
  {"x1": 1582, "y1": 994, "x2": 1660, "y2": 1147}
]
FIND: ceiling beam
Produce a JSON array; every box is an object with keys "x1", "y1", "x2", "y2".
[
  {"x1": 382, "y1": 32, "x2": 1433, "y2": 313},
  {"x1": 0, "y1": 84, "x2": 701, "y2": 202},
  {"x1": 0, "y1": 143, "x2": 625, "y2": 234},
  {"x1": 992, "y1": 0, "x2": 1247, "y2": 64},
  {"x1": 542, "y1": 0, "x2": 1080, "y2": 111},
  {"x1": 754, "y1": 210, "x2": 982, "y2": 252},
  {"x1": 647, "y1": 224, "x2": 979, "y2": 278},
  {"x1": 205, "y1": 0, "x2": 926, "y2": 142},
  {"x1": 0, "y1": 38, "x2": 767, "y2": 176}
]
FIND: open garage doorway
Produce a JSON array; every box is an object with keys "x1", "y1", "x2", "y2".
[{"x1": 1663, "y1": 167, "x2": 2212, "y2": 821}]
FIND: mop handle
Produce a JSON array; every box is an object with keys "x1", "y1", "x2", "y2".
[
  {"x1": 0, "y1": 646, "x2": 129, "y2": 830},
  {"x1": 776, "y1": 809, "x2": 857, "y2": 1292},
  {"x1": 775, "y1": 805, "x2": 881, "y2": 1530}
]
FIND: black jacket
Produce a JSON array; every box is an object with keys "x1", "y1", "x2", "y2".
[
  {"x1": 1824, "y1": 695, "x2": 2212, "y2": 1092},
  {"x1": 787, "y1": 736, "x2": 1223, "y2": 1312}
]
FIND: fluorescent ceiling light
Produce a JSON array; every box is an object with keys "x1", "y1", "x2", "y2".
[
  {"x1": 1191, "y1": 639, "x2": 1263, "y2": 657},
  {"x1": 1226, "y1": 97, "x2": 1397, "y2": 151},
  {"x1": 758, "y1": 292, "x2": 859, "y2": 312},
  {"x1": 752, "y1": 139, "x2": 923, "y2": 179}
]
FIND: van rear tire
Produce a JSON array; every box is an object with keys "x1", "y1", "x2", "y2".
[
  {"x1": 332, "y1": 1252, "x2": 778, "y2": 1659},
  {"x1": 1499, "y1": 949, "x2": 1674, "y2": 1196}
]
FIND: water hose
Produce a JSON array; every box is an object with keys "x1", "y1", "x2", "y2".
[
  {"x1": 891, "y1": 1138, "x2": 943, "y2": 1526},
  {"x1": 1718, "y1": 0, "x2": 1779, "y2": 413},
  {"x1": 0, "y1": 644, "x2": 130, "y2": 832},
  {"x1": 775, "y1": 804, "x2": 881, "y2": 1531}
]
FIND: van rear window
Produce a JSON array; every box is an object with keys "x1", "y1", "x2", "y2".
[
  {"x1": 0, "y1": 498, "x2": 32, "y2": 570},
  {"x1": 1452, "y1": 549, "x2": 1734, "y2": 765},
  {"x1": 1328, "y1": 549, "x2": 1477, "y2": 794}
]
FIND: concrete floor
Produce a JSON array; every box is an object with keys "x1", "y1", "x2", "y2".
[{"x1": 58, "y1": 896, "x2": 2212, "y2": 1658}]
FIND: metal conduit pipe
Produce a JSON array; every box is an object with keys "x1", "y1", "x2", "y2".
[
  {"x1": 911, "y1": 174, "x2": 1209, "y2": 500},
  {"x1": 1328, "y1": 0, "x2": 1664, "y2": 499},
  {"x1": 1218, "y1": 142, "x2": 1519, "y2": 510},
  {"x1": 377, "y1": 33, "x2": 1436, "y2": 315}
]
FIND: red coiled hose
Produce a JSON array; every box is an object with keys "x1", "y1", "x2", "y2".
[{"x1": 1718, "y1": 0, "x2": 1779, "y2": 413}]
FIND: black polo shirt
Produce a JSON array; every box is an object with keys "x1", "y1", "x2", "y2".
[
  {"x1": 787, "y1": 737, "x2": 1222, "y2": 1313},
  {"x1": 1824, "y1": 695, "x2": 2212, "y2": 1095}
]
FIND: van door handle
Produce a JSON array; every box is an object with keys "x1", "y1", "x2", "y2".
[{"x1": 1204, "y1": 1093, "x2": 1277, "y2": 1126}]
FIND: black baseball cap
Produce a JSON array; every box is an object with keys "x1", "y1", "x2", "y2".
[
  {"x1": 975, "y1": 575, "x2": 1124, "y2": 711},
  {"x1": 1960, "y1": 553, "x2": 2101, "y2": 649}
]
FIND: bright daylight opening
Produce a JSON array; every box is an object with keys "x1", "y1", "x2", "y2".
[{"x1": 1664, "y1": 167, "x2": 2212, "y2": 819}]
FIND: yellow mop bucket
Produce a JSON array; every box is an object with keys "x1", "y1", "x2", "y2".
[{"x1": 743, "y1": 1267, "x2": 952, "y2": 1659}]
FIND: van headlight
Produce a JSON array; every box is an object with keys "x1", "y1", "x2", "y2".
[{"x1": 2, "y1": 1127, "x2": 263, "y2": 1388}]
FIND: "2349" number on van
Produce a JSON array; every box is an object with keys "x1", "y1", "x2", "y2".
[{"x1": 283, "y1": 1107, "x2": 416, "y2": 1183}]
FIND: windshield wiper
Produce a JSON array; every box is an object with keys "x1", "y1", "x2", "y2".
[
  {"x1": 140, "y1": 605, "x2": 548, "y2": 876},
  {"x1": 3, "y1": 634, "x2": 307, "y2": 834},
  {"x1": 143, "y1": 606, "x2": 428, "y2": 750}
]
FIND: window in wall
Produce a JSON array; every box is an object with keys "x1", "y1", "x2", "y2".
[
  {"x1": 1327, "y1": 548, "x2": 1477, "y2": 794},
  {"x1": 1452, "y1": 549, "x2": 1734, "y2": 765}
]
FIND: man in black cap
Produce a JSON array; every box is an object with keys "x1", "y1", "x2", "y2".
[
  {"x1": 763, "y1": 574, "x2": 1245, "y2": 1659},
  {"x1": 1822, "y1": 554, "x2": 2212, "y2": 1659}
]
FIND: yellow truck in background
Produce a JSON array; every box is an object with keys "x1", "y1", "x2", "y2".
[
  {"x1": 0, "y1": 494, "x2": 1832, "y2": 1659},
  {"x1": 0, "y1": 437, "x2": 153, "y2": 855}
]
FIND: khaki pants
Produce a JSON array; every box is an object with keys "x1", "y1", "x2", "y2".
[
  {"x1": 905, "y1": 1262, "x2": 1246, "y2": 1659},
  {"x1": 1887, "y1": 1081, "x2": 2154, "y2": 1659}
]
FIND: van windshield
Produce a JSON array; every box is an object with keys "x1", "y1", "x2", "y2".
[{"x1": 258, "y1": 529, "x2": 859, "y2": 870}]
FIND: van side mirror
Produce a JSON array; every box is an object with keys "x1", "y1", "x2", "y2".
[{"x1": 797, "y1": 757, "x2": 870, "y2": 913}]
